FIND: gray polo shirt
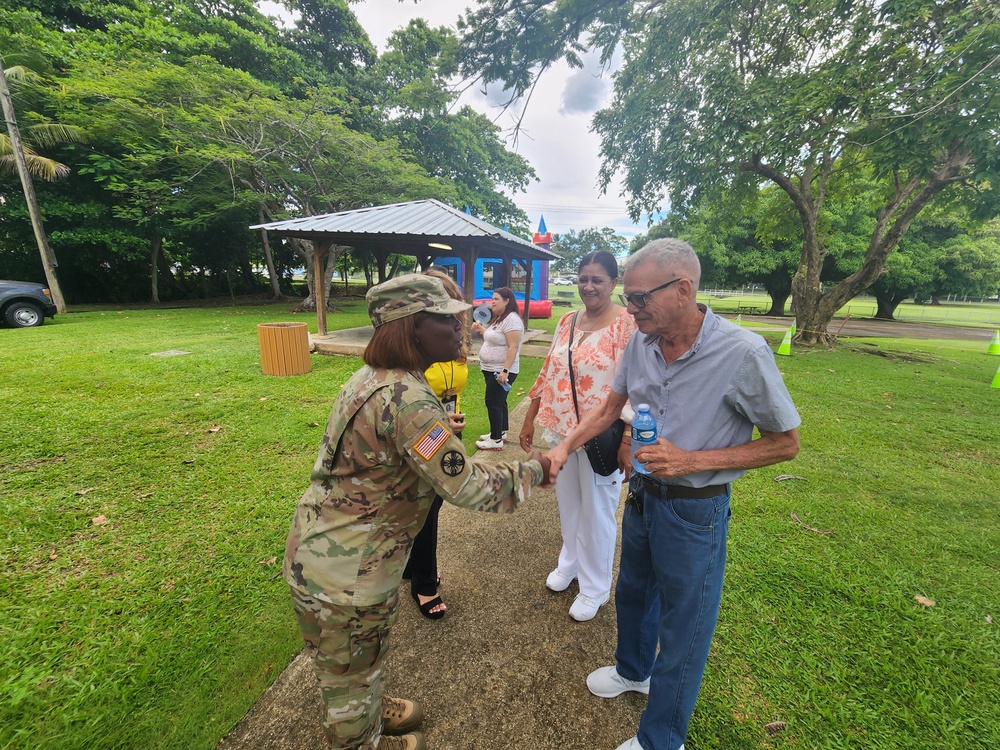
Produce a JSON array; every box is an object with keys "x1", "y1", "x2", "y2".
[{"x1": 612, "y1": 305, "x2": 800, "y2": 487}]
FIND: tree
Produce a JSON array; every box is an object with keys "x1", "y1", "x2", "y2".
[
  {"x1": 374, "y1": 20, "x2": 536, "y2": 233},
  {"x1": 550, "y1": 227, "x2": 627, "y2": 274},
  {"x1": 0, "y1": 57, "x2": 83, "y2": 311},
  {"x1": 458, "y1": 0, "x2": 1000, "y2": 344}
]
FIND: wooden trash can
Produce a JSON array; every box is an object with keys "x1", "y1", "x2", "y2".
[{"x1": 257, "y1": 322, "x2": 311, "y2": 376}]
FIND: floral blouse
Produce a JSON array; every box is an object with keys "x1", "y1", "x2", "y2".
[{"x1": 528, "y1": 308, "x2": 636, "y2": 438}]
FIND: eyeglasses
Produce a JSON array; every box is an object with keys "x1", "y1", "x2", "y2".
[{"x1": 618, "y1": 278, "x2": 683, "y2": 308}]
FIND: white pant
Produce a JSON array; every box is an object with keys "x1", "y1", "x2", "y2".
[{"x1": 553, "y1": 444, "x2": 625, "y2": 599}]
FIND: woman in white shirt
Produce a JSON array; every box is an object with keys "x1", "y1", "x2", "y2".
[{"x1": 472, "y1": 287, "x2": 523, "y2": 450}]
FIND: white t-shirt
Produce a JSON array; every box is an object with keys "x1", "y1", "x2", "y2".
[{"x1": 479, "y1": 314, "x2": 524, "y2": 373}]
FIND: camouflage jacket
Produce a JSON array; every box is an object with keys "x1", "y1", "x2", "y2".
[{"x1": 284, "y1": 366, "x2": 544, "y2": 606}]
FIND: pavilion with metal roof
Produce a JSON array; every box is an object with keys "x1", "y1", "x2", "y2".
[{"x1": 250, "y1": 199, "x2": 560, "y2": 334}]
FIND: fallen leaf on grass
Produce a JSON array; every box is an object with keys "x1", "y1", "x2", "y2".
[
  {"x1": 790, "y1": 512, "x2": 833, "y2": 534},
  {"x1": 986, "y1": 615, "x2": 992, "y2": 624},
  {"x1": 91, "y1": 514, "x2": 108, "y2": 526},
  {"x1": 137, "y1": 492, "x2": 154, "y2": 499},
  {"x1": 764, "y1": 721, "x2": 786, "y2": 736},
  {"x1": 260, "y1": 397, "x2": 268, "y2": 402},
  {"x1": 74, "y1": 487, "x2": 96, "y2": 496},
  {"x1": 258, "y1": 556, "x2": 277, "y2": 565},
  {"x1": 915, "y1": 595, "x2": 935, "y2": 607},
  {"x1": 49, "y1": 552, "x2": 58, "y2": 560},
  {"x1": 207, "y1": 425, "x2": 222, "y2": 433},
  {"x1": 775, "y1": 474, "x2": 807, "y2": 482},
  {"x1": 309, "y1": 422, "x2": 319, "y2": 427}
]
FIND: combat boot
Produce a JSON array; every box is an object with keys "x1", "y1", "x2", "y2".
[
  {"x1": 382, "y1": 696, "x2": 424, "y2": 735},
  {"x1": 378, "y1": 731, "x2": 426, "y2": 750}
]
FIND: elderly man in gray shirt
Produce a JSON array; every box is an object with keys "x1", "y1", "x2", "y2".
[{"x1": 546, "y1": 239, "x2": 801, "y2": 750}]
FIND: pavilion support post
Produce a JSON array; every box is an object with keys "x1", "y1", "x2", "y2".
[
  {"x1": 519, "y1": 258, "x2": 532, "y2": 329},
  {"x1": 461, "y1": 249, "x2": 477, "y2": 306},
  {"x1": 315, "y1": 239, "x2": 332, "y2": 335},
  {"x1": 461, "y1": 249, "x2": 478, "y2": 346},
  {"x1": 375, "y1": 250, "x2": 389, "y2": 284}
]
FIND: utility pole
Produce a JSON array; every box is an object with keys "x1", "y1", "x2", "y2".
[{"x1": 0, "y1": 57, "x2": 66, "y2": 312}]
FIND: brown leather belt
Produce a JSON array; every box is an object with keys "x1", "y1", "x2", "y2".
[{"x1": 638, "y1": 475, "x2": 729, "y2": 499}]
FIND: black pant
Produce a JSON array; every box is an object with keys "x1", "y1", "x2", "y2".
[
  {"x1": 483, "y1": 370, "x2": 517, "y2": 440},
  {"x1": 404, "y1": 494, "x2": 443, "y2": 597}
]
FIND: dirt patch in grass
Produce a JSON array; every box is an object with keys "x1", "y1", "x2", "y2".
[{"x1": 845, "y1": 342, "x2": 939, "y2": 363}]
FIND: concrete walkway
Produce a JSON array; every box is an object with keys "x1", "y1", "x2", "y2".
[{"x1": 217, "y1": 395, "x2": 638, "y2": 750}]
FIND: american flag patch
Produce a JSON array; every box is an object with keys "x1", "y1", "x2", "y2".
[{"x1": 413, "y1": 421, "x2": 450, "y2": 460}]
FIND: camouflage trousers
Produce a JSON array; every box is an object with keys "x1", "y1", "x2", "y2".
[{"x1": 290, "y1": 587, "x2": 400, "y2": 749}]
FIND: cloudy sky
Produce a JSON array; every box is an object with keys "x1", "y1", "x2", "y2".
[{"x1": 263, "y1": 0, "x2": 649, "y2": 240}]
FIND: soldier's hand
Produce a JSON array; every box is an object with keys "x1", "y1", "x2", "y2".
[
  {"x1": 530, "y1": 449, "x2": 552, "y2": 486},
  {"x1": 448, "y1": 412, "x2": 466, "y2": 432}
]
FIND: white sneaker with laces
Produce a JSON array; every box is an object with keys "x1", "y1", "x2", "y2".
[
  {"x1": 478, "y1": 432, "x2": 507, "y2": 442},
  {"x1": 475, "y1": 436, "x2": 505, "y2": 451},
  {"x1": 569, "y1": 593, "x2": 610, "y2": 621},
  {"x1": 587, "y1": 665, "x2": 651, "y2": 698},
  {"x1": 545, "y1": 569, "x2": 575, "y2": 592}
]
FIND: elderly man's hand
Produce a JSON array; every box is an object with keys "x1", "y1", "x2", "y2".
[
  {"x1": 634, "y1": 438, "x2": 699, "y2": 478},
  {"x1": 543, "y1": 445, "x2": 569, "y2": 485}
]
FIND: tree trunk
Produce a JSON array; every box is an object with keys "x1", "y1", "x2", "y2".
[
  {"x1": 292, "y1": 241, "x2": 337, "y2": 312},
  {"x1": 0, "y1": 59, "x2": 67, "y2": 312},
  {"x1": 765, "y1": 290, "x2": 790, "y2": 317},
  {"x1": 874, "y1": 293, "x2": 906, "y2": 320},
  {"x1": 236, "y1": 245, "x2": 255, "y2": 292},
  {"x1": 748, "y1": 141, "x2": 971, "y2": 345},
  {"x1": 257, "y1": 209, "x2": 284, "y2": 301},
  {"x1": 150, "y1": 234, "x2": 162, "y2": 305}
]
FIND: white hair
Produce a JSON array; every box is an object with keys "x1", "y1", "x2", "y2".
[{"x1": 625, "y1": 239, "x2": 701, "y2": 290}]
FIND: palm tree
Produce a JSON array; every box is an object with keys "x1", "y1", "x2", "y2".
[{"x1": 0, "y1": 58, "x2": 84, "y2": 313}]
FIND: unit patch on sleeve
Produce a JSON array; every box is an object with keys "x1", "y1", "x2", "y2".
[
  {"x1": 412, "y1": 421, "x2": 450, "y2": 460},
  {"x1": 440, "y1": 450, "x2": 465, "y2": 476}
]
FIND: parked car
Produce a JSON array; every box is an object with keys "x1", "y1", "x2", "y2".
[
  {"x1": 0, "y1": 280, "x2": 57, "y2": 328},
  {"x1": 551, "y1": 277, "x2": 573, "y2": 286}
]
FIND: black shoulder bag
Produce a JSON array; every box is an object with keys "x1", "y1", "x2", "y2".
[{"x1": 567, "y1": 311, "x2": 625, "y2": 476}]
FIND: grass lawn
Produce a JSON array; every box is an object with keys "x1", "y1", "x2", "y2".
[{"x1": 2, "y1": 303, "x2": 999, "y2": 749}]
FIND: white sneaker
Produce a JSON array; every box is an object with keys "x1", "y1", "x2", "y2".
[
  {"x1": 478, "y1": 432, "x2": 507, "y2": 442},
  {"x1": 569, "y1": 593, "x2": 610, "y2": 621},
  {"x1": 475, "y1": 437, "x2": 504, "y2": 451},
  {"x1": 587, "y1": 665, "x2": 650, "y2": 698},
  {"x1": 614, "y1": 739, "x2": 682, "y2": 750},
  {"x1": 545, "y1": 569, "x2": 575, "y2": 592}
]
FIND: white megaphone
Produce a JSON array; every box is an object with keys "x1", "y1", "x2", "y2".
[{"x1": 473, "y1": 304, "x2": 492, "y2": 325}]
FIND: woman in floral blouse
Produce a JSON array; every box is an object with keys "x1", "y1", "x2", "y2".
[{"x1": 519, "y1": 251, "x2": 637, "y2": 621}]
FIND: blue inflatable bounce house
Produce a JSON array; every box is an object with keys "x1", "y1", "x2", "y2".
[{"x1": 431, "y1": 215, "x2": 555, "y2": 318}]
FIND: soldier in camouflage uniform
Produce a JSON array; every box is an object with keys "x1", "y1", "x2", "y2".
[{"x1": 284, "y1": 274, "x2": 551, "y2": 750}]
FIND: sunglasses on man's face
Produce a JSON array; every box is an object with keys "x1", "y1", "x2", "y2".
[{"x1": 618, "y1": 278, "x2": 683, "y2": 309}]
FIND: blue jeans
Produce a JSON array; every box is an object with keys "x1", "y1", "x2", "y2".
[{"x1": 614, "y1": 477, "x2": 732, "y2": 750}]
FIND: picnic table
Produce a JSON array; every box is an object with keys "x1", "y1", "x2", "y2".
[{"x1": 737, "y1": 304, "x2": 762, "y2": 315}]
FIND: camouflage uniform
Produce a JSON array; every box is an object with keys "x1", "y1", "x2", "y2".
[{"x1": 285, "y1": 364, "x2": 544, "y2": 749}]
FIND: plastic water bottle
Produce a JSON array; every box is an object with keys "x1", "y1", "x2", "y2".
[
  {"x1": 494, "y1": 372, "x2": 511, "y2": 392},
  {"x1": 631, "y1": 403, "x2": 657, "y2": 473}
]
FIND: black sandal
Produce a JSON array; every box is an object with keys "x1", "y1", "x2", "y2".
[{"x1": 411, "y1": 588, "x2": 446, "y2": 620}]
